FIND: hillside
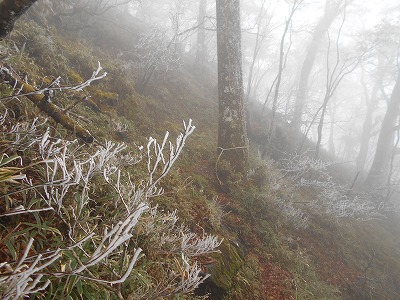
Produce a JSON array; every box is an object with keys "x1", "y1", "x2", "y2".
[{"x1": 1, "y1": 10, "x2": 400, "y2": 300}]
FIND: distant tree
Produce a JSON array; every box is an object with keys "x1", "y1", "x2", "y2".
[
  {"x1": 314, "y1": 13, "x2": 363, "y2": 158},
  {"x1": 244, "y1": 0, "x2": 269, "y2": 102},
  {"x1": 37, "y1": 0, "x2": 133, "y2": 30},
  {"x1": 360, "y1": 20, "x2": 400, "y2": 190},
  {"x1": 216, "y1": 0, "x2": 248, "y2": 179},
  {"x1": 195, "y1": 0, "x2": 207, "y2": 64},
  {"x1": 356, "y1": 63, "x2": 383, "y2": 173},
  {"x1": 328, "y1": 99, "x2": 337, "y2": 156},
  {"x1": 291, "y1": 0, "x2": 349, "y2": 130},
  {"x1": 298, "y1": 14, "x2": 363, "y2": 156},
  {"x1": 365, "y1": 74, "x2": 400, "y2": 189},
  {"x1": 264, "y1": 0, "x2": 303, "y2": 137},
  {"x1": 0, "y1": 0, "x2": 38, "y2": 39}
]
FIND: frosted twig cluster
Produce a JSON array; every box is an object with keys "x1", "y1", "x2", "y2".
[
  {"x1": 73, "y1": 203, "x2": 148, "y2": 283},
  {"x1": 141, "y1": 206, "x2": 222, "y2": 257},
  {"x1": 278, "y1": 151, "x2": 331, "y2": 181},
  {"x1": 146, "y1": 119, "x2": 195, "y2": 195},
  {"x1": 2, "y1": 113, "x2": 48, "y2": 152},
  {"x1": 0, "y1": 239, "x2": 60, "y2": 300},
  {"x1": 133, "y1": 29, "x2": 181, "y2": 72},
  {"x1": 0, "y1": 113, "x2": 220, "y2": 299},
  {"x1": 0, "y1": 62, "x2": 106, "y2": 102},
  {"x1": 173, "y1": 255, "x2": 206, "y2": 294},
  {"x1": 181, "y1": 232, "x2": 222, "y2": 256},
  {"x1": 278, "y1": 202, "x2": 309, "y2": 229},
  {"x1": 275, "y1": 151, "x2": 390, "y2": 222}
]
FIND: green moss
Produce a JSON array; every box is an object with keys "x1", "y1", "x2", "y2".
[
  {"x1": 67, "y1": 68, "x2": 84, "y2": 84},
  {"x1": 211, "y1": 240, "x2": 244, "y2": 291},
  {"x1": 91, "y1": 89, "x2": 119, "y2": 106}
]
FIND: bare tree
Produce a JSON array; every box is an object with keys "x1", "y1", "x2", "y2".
[
  {"x1": 299, "y1": 33, "x2": 363, "y2": 156},
  {"x1": 314, "y1": 4, "x2": 364, "y2": 157},
  {"x1": 291, "y1": 0, "x2": 349, "y2": 130},
  {"x1": 216, "y1": 0, "x2": 248, "y2": 179},
  {"x1": 245, "y1": 0, "x2": 270, "y2": 102},
  {"x1": 0, "y1": 0, "x2": 38, "y2": 39},
  {"x1": 265, "y1": 0, "x2": 303, "y2": 136}
]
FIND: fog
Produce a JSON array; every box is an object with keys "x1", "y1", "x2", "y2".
[
  {"x1": 1, "y1": 0, "x2": 400, "y2": 299},
  {"x1": 126, "y1": 0, "x2": 400, "y2": 199}
]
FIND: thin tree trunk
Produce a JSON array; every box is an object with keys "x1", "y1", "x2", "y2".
[
  {"x1": 195, "y1": 0, "x2": 207, "y2": 64},
  {"x1": 216, "y1": 0, "x2": 248, "y2": 178},
  {"x1": 270, "y1": 0, "x2": 299, "y2": 128},
  {"x1": 245, "y1": 0, "x2": 267, "y2": 102},
  {"x1": 328, "y1": 101, "x2": 336, "y2": 156},
  {"x1": 356, "y1": 72, "x2": 382, "y2": 173},
  {"x1": 315, "y1": 7, "x2": 361, "y2": 158},
  {"x1": 291, "y1": 0, "x2": 343, "y2": 130},
  {"x1": 0, "y1": 0, "x2": 38, "y2": 39},
  {"x1": 316, "y1": 92, "x2": 330, "y2": 158}
]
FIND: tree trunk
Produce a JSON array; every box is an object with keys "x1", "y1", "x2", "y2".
[
  {"x1": 328, "y1": 101, "x2": 336, "y2": 156},
  {"x1": 356, "y1": 76, "x2": 381, "y2": 173},
  {"x1": 315, "y1": 92, "x2": 330, "y2": 158},
  {"x1": 245, "y1": 0, "x2": 267, "y2": 102},
  {"x1": 366, "y1": 74, "x2": 400, "y2": 188},
  {"x1": 0, "y1": 0, "x2": 38, "y2": 39},
  {"x1": 291, "y1": 0, "x2": 342, "y2": 130},
  {"x1": 195, "y1": 0, "x2": 207, "y2": 65},
  {"x1": 216, "y1": 0, "x2": 248, "y2": 178}
]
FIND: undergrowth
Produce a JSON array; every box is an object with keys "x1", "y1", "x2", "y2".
[{"x1": 1, "y1": 16, "x2": 400, "y2": 300}]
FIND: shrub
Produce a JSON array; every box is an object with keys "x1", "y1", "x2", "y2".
[
  {"x1": 0, "y1": 110, "x2": 221, "y2": 299},
  {"x1": 274, "y1": 151, "x2": 389, "y2": 225}
]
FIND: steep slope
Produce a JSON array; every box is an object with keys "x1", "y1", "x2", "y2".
[{"x1": 1, "y1": 13, "x2": 400, "y2": 300}]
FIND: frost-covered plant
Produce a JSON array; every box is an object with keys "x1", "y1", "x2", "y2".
[
  {"x1": 278, "y1": 151, "x2": 332, "y2": 182},
  {"x1": 146, "y1": 119, "x2": 195, "y2": 194},
  {"x1": 207, "y1": 196, "x2": 225, "y2": 230},
  {"x1": 141, "y1": 206, "x2": 222, "y2": 258},
  {"x1": 0, "y1": 239, "x2": 59, "y2": 300},
  {"x1": 0, "y1": 62, "x2": 107, "y2": 102},
  {"x1": 278, "y1": 202, "x2": 309, "y2": 229},
  {"x1": 133, "y1": 28, "x2": 182, "y2": 92},
  {"x1": 111, "y1": 119, "x2": 129, "y2": 132},
  {"x1": 276, "y1": 151, "x2": 386, "y2": 220},
  {"x1": 134, "y1": 29, "x2": 181, "y2": 72},
  {"x1": 0, "y1": 111, "x2": 220, "y2": 299},
  {"x1": 0, "y1": 154, "x2": 26, "y2": 184}
]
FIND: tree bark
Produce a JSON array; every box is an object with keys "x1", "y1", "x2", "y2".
[
  {"x1": 0, "y1": 64, "x2": 94, "y2": 143},
  {"x1": 365, "y1": 74, "x2": 400, "y2": 188},
  {"x1": 0, "y1": 0, "x2": 38, "y2": 39},
  {"x1": 216, "y1": 0, "x2": 248, "y2": 177}
]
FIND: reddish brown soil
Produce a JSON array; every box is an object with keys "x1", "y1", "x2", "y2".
[{"x1": 260, "y1": 260, "x2": 295, "y2": 300}]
